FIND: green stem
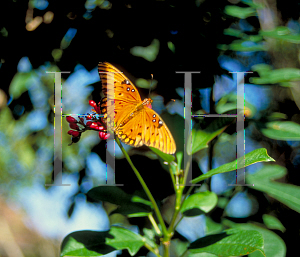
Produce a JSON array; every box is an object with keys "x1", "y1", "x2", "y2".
[
  {"x1": 144, "y1": 242, "x2": 161, "y2": 257},
  {"x1": 167, "y1": 188, "x2": 183, "y2": 234},
  {"x1": 167, "y1": 154, "x2": 193, "y2": 233},
  {"x1": 115, "y1": 137, "x2": 169, "y2": 238},
  {"x1": 169, "y1": 163, "x2": 176, "y2": 191},
  {"x1": 182, "y1": 155, "x2": 192, "y2": 186},
  {"x1": 181, "y1": 185, "x2": 194, "y2": 206},
  {"x1": 148, "y1": 213, "x2": 162, "y2": 236},
  {"x1": 163, "y1": 241, "x2": 170, "y2": 257},
  {"x1": 173, "y1": 185, "x2": 194, "y2": 230}
]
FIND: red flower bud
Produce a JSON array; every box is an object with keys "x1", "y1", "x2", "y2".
[
  {"x1": 66, "y1": 116, "x2": 77, "y2": 123},
  {"x1": 69, "y1": 123, "x2": 79, "y2": 130},
  {"x1": 89, "y1": 100, "x2": 96, "y2": 107},
  {"x1": 86, "y1": 121, "x2": 92, "y2": 127},
  {"x1": 99, "y1": 131, "x2": 110, "y2": 140},
  {"x1": 89, "y1": 122, "x2": 98, "y2": 129},
  {"x1": 68, "y1": 130, "x2": 80, "y2": 137}
]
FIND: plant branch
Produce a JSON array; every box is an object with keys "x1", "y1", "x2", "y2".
[
  {"x1": 115, "y1": 137, "x2": 169, "y2": 238},
  {"x1": 148, "y1": 213, "x2": 162, "y2": 236},
  {"x1": 144, "y1": 242, "x2": 161, "y2": 257}
]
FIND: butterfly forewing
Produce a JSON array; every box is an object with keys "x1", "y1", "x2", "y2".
[
  {"x1": 98, "y1": 62, "x2": 142, "y2": 103},
  {"x1": 98, "y1": 62, "x2": 176, "y2": 154}
]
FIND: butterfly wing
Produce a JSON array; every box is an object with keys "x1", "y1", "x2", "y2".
[
  {"x1": 98, "y1": 62, "x2": 176, "y2": 154},
  {"x1": 98, "y1": 62, "x2": 141, "y2": 128},
  {"x1": 98, "y1": 62, "x2": 141, "y2": 102},
  {"x1": 115, "y1": 106, "x2": 176, "y2": 154},
  {"x1": 143, "y1": 108, "x2": 176, "y2": 154}
]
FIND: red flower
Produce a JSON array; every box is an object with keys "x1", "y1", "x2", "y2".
[
  {"x1": 89, "y1": 100, "x2": 96, "y2": 107},
  {"x1": 66, "y1": 116, "x2": 77, "y2": 123},
  {"x1": 69, "y1": 123, "x2": 79, "y2": 130},
  {"x1": 68, "y1": 130, "x2": 81, "y2": 137},
  {"x1": 99, "y1": 131, "x2": 110, "y2": 140}
]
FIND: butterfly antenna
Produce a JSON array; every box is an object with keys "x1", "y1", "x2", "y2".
[{"x1": 148, "y1": 74, "x2": 153, "y2": 97}]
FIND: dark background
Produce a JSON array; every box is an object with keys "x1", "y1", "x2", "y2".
[{"x1": 1, "y1": 0, "x2": 300, "y2": 256}]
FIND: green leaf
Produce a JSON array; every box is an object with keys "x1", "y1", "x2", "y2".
[
  {"x1": 188, "y1": 229, "x2": 265, "y2": 257},
  {"x1": 52, "y1": 48, "x2": 63, "y2": 61},
  {"x1": 216, "y1": 197, "x2": 229, "y2": 209},
  {"x1": 222, "y1": 221, "x2": 286, "y2": 257},
  {"x1": 223, "y1": 28, "x2": 245, "y2": 38},
  {"x1": 168, "y1": 41, "x2": 175, "y2": 53},
  {"x1": 60, "y1": 230, "x2": 116, "y2": 256},
  {"x1": 260, "y1": 26, "x2": 300, "y2": 43},
  {"x1": 143, "y1": 228, "x2": 155, "y2": 241},
  {"x1": 191, "y1": 148, "x2": 275, "y2": 184},
  {"x1": 267, "y1": 112, "x2": 288, "y2": 121},
  {"x1": 131, "y1": 195, "x2": 152, "y2": 207},
  {"x1": 205, "y1": 216, "x2": 224, "y2": 236},
  {"x1": 181, "y1": 192, "x2": 218, "y2": 216},
  {"x1": 9, "y1": 72, "x2": 32, "y2": 99},
  {"x1": 188, "y1": 117, "x2": 234, "y2": 155},
  {"x1": 251, "y1": 63, "x2": 272, "y2": 77},
  {"x1": 261, "y1": 121, "x2": 300, "y2": 140},
  {"x1": 60, "y1": 227, "x2": 145, "y2": 257},
  {"x1": 142, "y1": 228, "x2": 159, "y2": 251},
  {"x1": 224, "y1": 6, "x2": 257, "y2": 19},
  {"x1": 188, "y1": 126, "x2": 225, "y2": 154},
  {"x1": 228, "y1": 40, "x2": 267, "y2": 52},
  {"x1": 135, "y1": 78, "x2": 157, "y2": 89},
  {"x1": 247, "y1": 165, "x2": 300, "y2": 213},
  {"x1": 127, "y1": 212, "x2": 150, "y2": 218},
  {"x1": 248, "y1": 35, "x2": 264, "y2": 42},
  {"x1": 251, "y1": 64, "x2": 300, "y2": 85},
  {"x1": 87, "y1": 187, "x2": 151, "y2": 216},
  {"x1": 176, "y1": 151, "x2": 183, "y2": 170},
  {"x1": 215, "y1": 93, "x2": 257, "y2": 118},
  {"x1": 262, "y1": 214, "x2": 286, "y2": 232},
  {"x1": 106, "y1": 226, "x2": 145, "y2": 256},
  {"x1": 150, "y1": 147, "x2": 175, "y2": 162},
  {"x1": 130, "y1": 39, "x2": 160, "y2": 62},
  {"x1": 170, "y1": 239, "x2": 190, "y2": 257},
  {"x1": 189, "y1": 253, "x2": 218, "y2": 257},
  {"x1": 88, "y1": 186, "x2": 132, "y2": 205}
]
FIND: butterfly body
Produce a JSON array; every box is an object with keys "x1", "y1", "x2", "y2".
[{"x1": 98, "y1": 62, "x2": 176, "y2": 154}]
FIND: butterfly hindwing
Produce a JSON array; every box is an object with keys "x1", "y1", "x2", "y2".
[
  {"x1": 115, "y1": 108, "x2": 145, "y2": 148},
  {"x1": 115, "y1": 106, "x2": 176, "y2": 154},
  {"x1": 143, "y1": 108, "x2": 176, "y2": 154}
]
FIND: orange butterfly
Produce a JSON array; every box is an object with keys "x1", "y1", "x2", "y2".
[{"x1": 98, "y1": 62, "x2": 176, "y2": 154}]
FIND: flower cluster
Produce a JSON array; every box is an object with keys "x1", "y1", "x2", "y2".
[{"x1": 66, "y1": 100, "x2": 110, "y2": 145}]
